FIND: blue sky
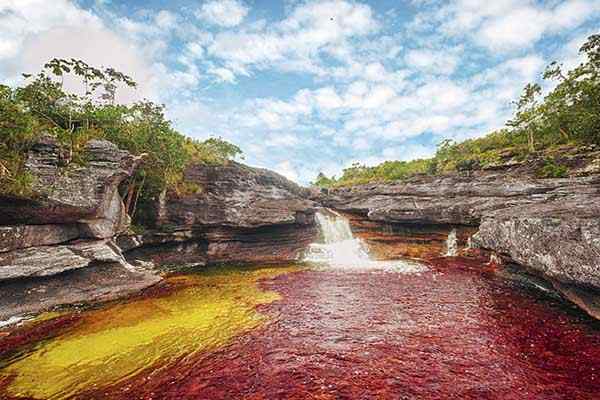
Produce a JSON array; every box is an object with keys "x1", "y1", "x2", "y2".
[{"x1": 1, "y1": 0, "x2": 599, "y2": 183}]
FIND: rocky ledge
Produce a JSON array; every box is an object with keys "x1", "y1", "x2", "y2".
[
  {"x1": 0, "y1": 138, "x2": 317, "y2": 322},
  {"x1": 0, "y1": 137, "x2": 161, "y2": 321},
  {"x1": 320, "y1": 151, "x2": 600, "y2": 319},
  {"x1": 120, "y1": 161, "x2": 318, "y2": 268}
]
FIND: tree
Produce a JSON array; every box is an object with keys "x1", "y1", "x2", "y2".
[{"x1": 507, "y1": 83, "x2": 542, "y2": 153}]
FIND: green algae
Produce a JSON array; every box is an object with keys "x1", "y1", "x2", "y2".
[{"x1": 0, "y1": 265, "x2": 298, "y2": 400}]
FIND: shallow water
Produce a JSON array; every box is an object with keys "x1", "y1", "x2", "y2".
[{"x1": 1, "y1": 261, "x2": 600, "y2": 400}]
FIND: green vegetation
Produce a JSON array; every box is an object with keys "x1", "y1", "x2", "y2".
[
  {"x1": 536, "y1": 158, "x2": 569, "y2": 179},
  {"x1": 314, "y1": 34, "x2": 600, "y2": 188},
  {"x1": 0, "y1": 58, "x2": 242, "y2": 220}
]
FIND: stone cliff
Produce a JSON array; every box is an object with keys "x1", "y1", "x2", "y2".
[
  {"x1": 0, "y1": 137, "x2": 160, "y2": 320},
  {"x1": 0, "y1": 138, "x2": 318, "y2": 321},
  {"x1": 319, "y1": 150, "x2": 600, "y2": 319},
  {"x1": 120, "y1": 161, "x2": 318, "y2": 267}
]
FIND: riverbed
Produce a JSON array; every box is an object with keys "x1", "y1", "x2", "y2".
[{"x1": 1, "y1": 258, "x2": 599, "y2": 400}]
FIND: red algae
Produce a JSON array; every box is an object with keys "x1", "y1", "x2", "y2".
[{"x1": 74, "y1": 260, "x2": 600, "y2": 400}]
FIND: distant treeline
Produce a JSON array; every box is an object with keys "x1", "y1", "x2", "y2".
[{"x1": 314, "y1": 34, "x2": 600, "y2": 188}]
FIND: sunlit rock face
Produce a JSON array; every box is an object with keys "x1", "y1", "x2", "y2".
[
  {"x1": 318, "y1": 167, "x2": 600, "y2": 318},
  {"x1": 121, "y1": 161, "x2": 318, "y2": 267},
  {"x1": 0, "y1": 138, "x2": 159, "y2": 321},
  {"x1": 0, "y1": 137, "x2": 138, "y2": 235}
]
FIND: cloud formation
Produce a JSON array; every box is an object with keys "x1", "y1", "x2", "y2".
[{"x1": 0, "y1": 0, "x2": 599, "y2": 183}]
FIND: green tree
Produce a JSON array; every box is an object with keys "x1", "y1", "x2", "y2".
[{"x1": 507, "y1": 83, "x2": 542, "y2": 153}]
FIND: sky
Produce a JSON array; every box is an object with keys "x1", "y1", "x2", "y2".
[{"x1": 1, "y1": 0, "x2": 599, "y2": 183}]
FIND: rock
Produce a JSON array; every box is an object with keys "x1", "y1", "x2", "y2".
[
  {"x1": 0, "y1": 136, "x2": 161, "y2": 321},
  {"x1": 204, "y1": 224, "x2": 318, "y2": 265},
  {"x1": 0, "y1": 240, "x2": 136, "y2": 281},
  {"x1": 0, "y1": 246, "x2": 89, "y2": 281},
  {"x1": 78, "y1": 190, "x2": 130, "y2": 239},
  {"x1": 472, "y1": 202, "x2": 600, "y2": 289},
  {"x1": 0, "y1": 224, "x2": 79, "y2": 253},
  {"x1": 125, "y1": 161, "x2": 318, "y2": 267},
  {"x1": 322, "y1": 173, "x2": 600, "y2": 226},
  {"x1": 0, "y1": 137, "x2": 139, "y2": 233},
  {"x1": 321, "y1": 170, "x2": 600, "y2": 318},
  {"x1": 155, "y1": 162, "x2": 315, "y2": 229},
  {"x1": 0, "y1": 260, "x2": 161, "y2": 320},
  {"x1": 337, "y1": 211, "x2": 477, "y2": 261}
]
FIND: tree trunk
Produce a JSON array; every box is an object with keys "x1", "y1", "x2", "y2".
[
  {"x1": 123, "y1": 179, "x2": 136, "y2": 215},
  {"x1": 528, "y1": 130, "x2": 536, "y2": 153},
  {"x1": 130, "y1": 175, "x2": 145, "y2": 219}
]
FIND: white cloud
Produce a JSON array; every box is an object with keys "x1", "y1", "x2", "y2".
[
  {"x1": 196, "y1": 0, "x2": 249, "y2": 27},
  {"x1": 208, "y1": 66, "x2": 236, "y2": 83},
  {"x1": 205, "y1": 0, "x2": 379, "y2": 79},
  {"x1": 0, "y1": 0, "x2": 101, "y2": 60},
  {"x1": 417, "y1": 0, "x2": 600, "y2": 52},
  {"x1": 405, "y1": 48, "x2": 461, "y2": 75},
  {"x1": 0, "y1": 0, "x2": 204, "y2": 104},
  {"x1": 155, "y1": 10, "x2": 177, "y2": 30},
  {"x1": 275, "y1": 160, "x2": 299, "y2": 182}
]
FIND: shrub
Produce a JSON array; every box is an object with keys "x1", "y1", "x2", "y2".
[
  {"x1": 537, "y1": 159, "x2": 569, "y2": 178},
  {"x1": 0, "y1": 59, "x2": 242, "y2": 225}
]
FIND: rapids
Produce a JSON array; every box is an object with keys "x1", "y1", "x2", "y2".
[{"x1": 1, "y1": 211, "x2": 599, "y2": 399}]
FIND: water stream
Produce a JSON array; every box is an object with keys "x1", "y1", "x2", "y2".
[
  {"x1": 304, "y1": 209, "x2": 427, "y2": 273},
  {"x1": 1, "y1": 212, "x2": 600, "y2": 399}
]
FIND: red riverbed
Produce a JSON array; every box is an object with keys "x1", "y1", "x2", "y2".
[{"x1": 82, "y1": 258, "x2": 600, "y2": 400}]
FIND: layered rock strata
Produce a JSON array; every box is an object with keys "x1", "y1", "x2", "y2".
[
  {"x1": 0, "y1": 138, "x2": 160, "y2": 321},
  {"x1": 121, "y1": 162, "x2": 318, "y2": 268},
  {"x1": 320, "y1": 153, "x2": 600, "y2": 318}
]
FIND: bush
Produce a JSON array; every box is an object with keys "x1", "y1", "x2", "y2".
[
  {"x1": 0, "y1": 58, "x2": 242, "y2": 225},
  {"x1": 537, "y1": 159, "x2": 569, "y2": 178}
]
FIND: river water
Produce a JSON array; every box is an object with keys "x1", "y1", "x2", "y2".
[{"x1": 1, "y1": 212, "x2": 600, "y2": 399}]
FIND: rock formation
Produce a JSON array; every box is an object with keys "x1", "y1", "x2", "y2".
[
  {"x1": 121, "y1": 162, "x2": 318, "y2": 267},
  {"x1": 0, "y1": 137, "x2": 160, "y2": 320},
  {"x1": 319, "y1": 151, "x2": 600, "y2": 319},
  {"x1": 0, "y1": 139, "x2": 317, "y2": 322}
]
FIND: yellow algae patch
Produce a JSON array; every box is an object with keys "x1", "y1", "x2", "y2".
[{"x1": 1, "y1": 265, "x2": 298, "y2": 400}]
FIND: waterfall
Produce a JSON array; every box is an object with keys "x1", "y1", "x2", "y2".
[
  {"x1": 304, "y1": 209, "x2": 427, "y2": 273},
  {"x1": 445, "y1": 229, "x2": 458, "y2": 257}
]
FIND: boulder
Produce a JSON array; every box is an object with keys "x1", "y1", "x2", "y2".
[
  {"x1": 0, "y1": 137, "x2": 139, "y2": 236},
  {"x1": 124, "y1": 161, "x2": 318, "y2": 267},
  {"x1": 0, "y1": 240, "x2": 134, "y2": 281},
  {"x1": 0, "y1": 224, "x2": 79, "y2": 253}
]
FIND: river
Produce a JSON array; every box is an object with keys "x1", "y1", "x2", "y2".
[{"x1": 1, "y1": 211, "x2": 599, "y2": 399}]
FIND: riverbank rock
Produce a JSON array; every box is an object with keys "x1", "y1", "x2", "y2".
[
  {"x1": 0, "y1": 137, "x2": 139, "y2": 233},
  {"x1": 0, "y1": 138, "x2": 161, "y2": 322},
  {"x1": 321, "y1": 160, "x2": 600, "y2": 319},
  {"x1": 121, "y1": 161, "x2": 318, "y2": 268}
]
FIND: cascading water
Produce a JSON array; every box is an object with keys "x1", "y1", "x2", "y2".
[
  {"x1": 445, "y1": 229, "x2": 458, "y2": 256},
  {"x1": 304, "y1": 209, "x2": 427, "y2": 273}
]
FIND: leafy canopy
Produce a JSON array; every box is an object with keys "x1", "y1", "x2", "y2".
[{"x1": 0, "y1": 58, "x2": 242, "y2": 222}]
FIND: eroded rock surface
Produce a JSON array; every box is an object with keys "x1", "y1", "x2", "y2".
[
  {"x1": 320, "y1": 161, "x2": 600, "y2": 318},
  {"x1": 0, "y1": 138, "x2": 160, "y2": 321},
  {"x1": 0, "y1": 137, "x2": 138, "y2": 232},
  {"x1": 123, "y1": 162, "x2": 318, "y2": 267}
]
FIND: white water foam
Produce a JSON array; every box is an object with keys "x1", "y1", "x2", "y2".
[
  {"x1": 0, "y1": 315, "x2": 29, "y2": 329},
  {"x1": 303, "y1": 210, "x2": 428, "y2": 273},
  {"x1": 445, "y1": 229, "x2": 458, "y2": 257}
]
